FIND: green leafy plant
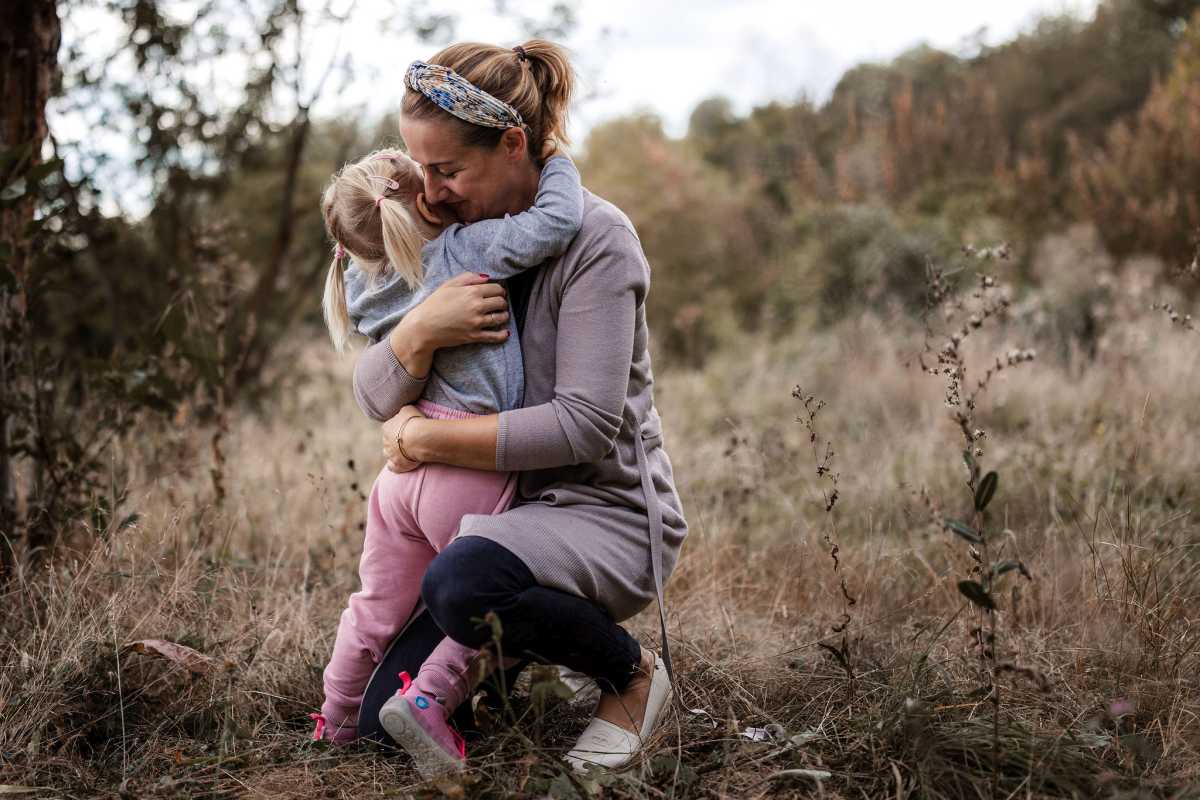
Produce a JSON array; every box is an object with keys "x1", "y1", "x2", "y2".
[{"x1": 918, "y1": 243, "x2": 1043, "y2": 799}]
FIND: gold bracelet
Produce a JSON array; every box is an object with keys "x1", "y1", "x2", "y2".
[{"x1": 395, "y1": 415, "x2": 419, "y2": 463}]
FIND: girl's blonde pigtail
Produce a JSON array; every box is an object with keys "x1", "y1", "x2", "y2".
[
  {"x1": 377, "y1": 198, "x2": 427, "y2": 290},
  {"x1": 322, "y1": 247, "x2": 352, "y2": 353}
]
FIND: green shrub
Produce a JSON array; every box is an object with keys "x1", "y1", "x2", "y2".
[{"x1": 803, "y1": 206, "x2": 956, "y2": 324}]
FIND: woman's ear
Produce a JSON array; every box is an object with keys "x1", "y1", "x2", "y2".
[
  {"x1": 415, "y1": 192, "x2": 442, "y2": 226},
  {"x1": 500, "y1": 126, "x2": 528, "y2": 161}
]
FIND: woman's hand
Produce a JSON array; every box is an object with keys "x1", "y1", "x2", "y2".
[
  {"x1": 393, "y1": 272, "x2": 510, "y2": 353},
  {"x1": 385, "y1": 272, "x2": 510, "y2": 382},
  {"x1": 382, "y1": 404, "x2": 426, "y2": 473}
]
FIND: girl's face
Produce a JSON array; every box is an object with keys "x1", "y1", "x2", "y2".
[{"x1": 399, "y1": 115, "x2": 534, "y2": 224}]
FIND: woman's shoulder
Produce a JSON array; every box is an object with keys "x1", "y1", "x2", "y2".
[
  {"x1": 577, "y1": 189, "x2": 640, "y2": 245},
  {"x1": 550, "y1": 190, "x2": 649, "y2": 294}
]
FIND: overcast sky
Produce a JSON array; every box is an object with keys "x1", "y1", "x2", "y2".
[
  {"x1": 55, "y1": 0, "x2": 1100, "y2": 212},
  {"x1": 330, "y1": 0, "x2": 1101, "y2": 140}
]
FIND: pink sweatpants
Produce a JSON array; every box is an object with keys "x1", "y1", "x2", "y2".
[{"x1": 319, "y1": 400, "x2": 517, "y2": 741}]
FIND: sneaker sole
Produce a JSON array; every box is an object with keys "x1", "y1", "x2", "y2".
[{"x1": 379, "y1": 696, "x2": 464, "y2": 779}]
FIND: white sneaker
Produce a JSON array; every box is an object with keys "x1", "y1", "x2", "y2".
[{"x1": 564, "y1": 651, "x2": 672, "y2": 773}]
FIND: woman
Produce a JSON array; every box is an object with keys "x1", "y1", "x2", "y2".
[{"x1": 351, "y1": 39, "x2": 688, "y2": 772}]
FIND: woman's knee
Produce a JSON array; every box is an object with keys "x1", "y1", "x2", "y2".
[
  {"x1": 421, "y1": 541, "x2": 489, "y2": 643},
  {"x1": 421, "y1": 536, "x2": 534, "y2": 645}
]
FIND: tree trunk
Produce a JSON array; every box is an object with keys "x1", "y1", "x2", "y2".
[
  {"x1": 232, "y1": 109, "x2": 313, "y2": 392},
  {"x1": 0, "y1": 0, "x2": 61, "y2": 572}
]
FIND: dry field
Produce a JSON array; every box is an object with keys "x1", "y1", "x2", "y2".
[{"x1": 2, "y1": 236, "x2": 1199, "y2": 798}]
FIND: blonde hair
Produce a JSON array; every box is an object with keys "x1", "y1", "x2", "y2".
[
  {"x1": 402, "y1": 39, "x2": 576, "y2": 161},
  {"x1": 320, "y1": 148, "x2": 433, "y2": 352}
]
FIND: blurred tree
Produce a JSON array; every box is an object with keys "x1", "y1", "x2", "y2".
[
  {"x1": 807, "y1": 205, "x2": 955, "y2": 324},
  {"x1": 687, "y1": 97, "x2": 740, "y2": 175},
  {"x1": 0, "y1": 0, "x2": 576, "y2": 574},
  {"x1": 1138, "y1": 0, "x2": 1200, "y2": 27},
  {"x1": 53, "y1": 0, "x2": 366, "y2": 399},
  {"x1": 582, "y1": 113, "x2": 791, "y2": 365},
  {"x1": 674, "y1": 0, "x2": 1196, "y2": 276},
  {"x1": 54, "y1": 0, "x2": 578, "y2": 397},
  {"x1": 1, "y1": 0, "x2": 62, "y2": 574},
  {"x1": 1071, "y1": 8, "x2": 1200, "y2": 270},
  {"x1": 689, "y1": 96, "x2": 834, "y2": 212}
]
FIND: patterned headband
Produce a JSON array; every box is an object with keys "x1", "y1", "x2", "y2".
[{"x1": 404, "y1": 60, "x2": 525, "y2": 130}]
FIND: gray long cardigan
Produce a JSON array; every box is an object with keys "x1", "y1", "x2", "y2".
[{"x1": 352, "y1": 190, "x2": 687, "y2": 624}]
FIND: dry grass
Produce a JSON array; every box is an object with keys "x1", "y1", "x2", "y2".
[{"x1": 2, "y1": 249, "x2": 1199, "y2": 797}]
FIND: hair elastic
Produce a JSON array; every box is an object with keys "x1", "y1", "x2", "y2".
[{"x1": 368, "y1": 175, "x2": 401, "y2": 191}]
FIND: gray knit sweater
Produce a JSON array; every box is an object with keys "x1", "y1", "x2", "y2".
[
  {"x1": 351, "y1": 190, "x2": 688, "y2": 623},
  {"x1": 344, "y1": 155, "x2": 582, "y2": 414}
]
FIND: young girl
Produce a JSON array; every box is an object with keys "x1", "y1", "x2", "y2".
[{"x1": 312, "y1": 146, "x2": 582, "y2": 775}]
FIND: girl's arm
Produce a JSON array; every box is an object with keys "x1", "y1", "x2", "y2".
[
  {"x1": 385, "y1": 224, "x2": 645, "y2": 471},
  {"x1": 434, "y1": 155, "x2": 583, "y2": 280},
  {"x1": 354, "y1": 158, "x2": 578, "y2": 423},
  {"x1": 352, "y1": 273, "x2": 511, "y2": 422}
]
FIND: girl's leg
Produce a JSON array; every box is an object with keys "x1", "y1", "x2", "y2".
[
  {"x1": 407, "y1": 463, "x2": 518, "y2": 711},
  {"x1": 319, "y1": 468, "x2": 438, "y2": 739},
  {"x1": 357, "y1": 607, "x2": 528, "y2": 742},
  {"x1": 420, "y1": 536, "x2": 643, "y2": 695},
  {"x1": 414, "y1": 635, "x2": 524, "y2": 714},
  {"x1": 415, "y1": 637, "x2": 485, "y2": 713}
]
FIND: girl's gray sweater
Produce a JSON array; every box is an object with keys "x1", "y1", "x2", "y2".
[{"x1": 344, "y1": 155, "x2": 582, "y2": 415}]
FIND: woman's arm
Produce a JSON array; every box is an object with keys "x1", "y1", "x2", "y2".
[
  {"x1": 352, "y1": 334, "x2": 431, "y2": 422},
  {"x1": 384, "y1": 407, "x2": 500, "y2": 472},
  {"x1": 384, "y1": 224, "x2": 645, "y2": 471},
  {"x1": 352, "y1": 273, "x2": 511, "y2": 421}
]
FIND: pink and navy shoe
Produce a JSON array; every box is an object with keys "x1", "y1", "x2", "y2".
[{"x1": 378, "y1": 671, "x2": 466, "y2": 778}]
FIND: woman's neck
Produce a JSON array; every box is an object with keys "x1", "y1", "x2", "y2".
[{"x1": 503, "y1": 160, "x2": 542, "y2": 216}]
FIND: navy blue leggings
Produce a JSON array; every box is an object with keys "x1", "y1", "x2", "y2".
[
  {"x1": 421, "y1": 536, "x2": 642, "y2": 693},
  {"x1": 358, "y1": 537, "x2": 642, "y2": 740}
]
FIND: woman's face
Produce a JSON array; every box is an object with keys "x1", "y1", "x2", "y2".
[{"x1": 399, "y1": 115, "x2": 532, "y2": 224}]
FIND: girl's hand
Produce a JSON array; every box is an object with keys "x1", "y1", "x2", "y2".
[
  {"x1": 394, "y1": 272, "x2": 511, "y2": 354},
  {"x1": 541, "y1": 136, "x2": 569, "y2": 161},
  {"x1": 382, "y1": 404, "x2": 425, "y2": 473}
]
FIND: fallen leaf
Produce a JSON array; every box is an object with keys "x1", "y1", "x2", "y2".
[{"x1": 123, "y1": 639, "x2": 217, "y2": 675}]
